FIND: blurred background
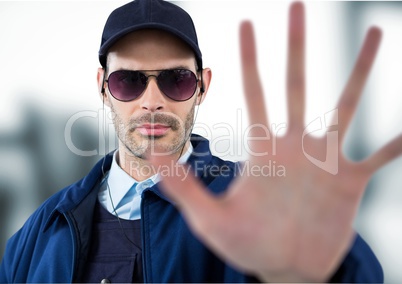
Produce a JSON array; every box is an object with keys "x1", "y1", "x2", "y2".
[{"x1": 0, "y1": 0, "x2": 401, "y2": 282}]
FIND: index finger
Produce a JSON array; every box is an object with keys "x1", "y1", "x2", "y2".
[
  {"x1": 240, "y1": 21, "x2": 272, "y2": 156},
  {"x1": 240, "y1": 21, "x2": 270, "y2": 130}
]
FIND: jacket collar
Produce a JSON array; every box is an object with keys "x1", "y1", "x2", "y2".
[{"x1": 43, "y1": 152, "x2": 113, "y2": 231}]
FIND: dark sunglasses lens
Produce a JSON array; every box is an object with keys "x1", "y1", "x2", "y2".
[
  {"x1": 158, "y1": 69, "x2": 197, "y2": 101},
  {"x1": 108, "y1": 71, "x2": 147, "y2": 101}
]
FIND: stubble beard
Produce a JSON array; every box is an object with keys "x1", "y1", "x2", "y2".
[{"x1": 111, "y1": 103, "x2": 195, "y2": 160}]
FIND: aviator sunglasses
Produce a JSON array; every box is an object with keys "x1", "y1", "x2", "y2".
[{"x1": 105, "y1": 68, "x2": 200, "y2": 102}]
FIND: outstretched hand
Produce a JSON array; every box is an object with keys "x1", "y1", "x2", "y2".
[{"x1": 149, "y1": 2, "x2": 402, "y2": 282}]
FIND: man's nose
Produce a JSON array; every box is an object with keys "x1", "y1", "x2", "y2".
[{"x1": 139, "y1": 77, "x2": 165, "y2": 111}]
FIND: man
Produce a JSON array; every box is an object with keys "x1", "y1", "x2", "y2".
[{"x1": 1, "y1": 0, "x2": 401, "y2": 282}]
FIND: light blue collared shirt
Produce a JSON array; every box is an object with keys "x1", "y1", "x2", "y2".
[{"x1": 98, "y1": 144, "x2": 193, "y2": 220}]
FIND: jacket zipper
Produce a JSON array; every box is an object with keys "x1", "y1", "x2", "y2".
[
  {"x1": 140, "y1": 192, "x2": 148, "y2": 283},
  {"x1": 141, "y1": 187, "x2": 166, "y2": 283}
]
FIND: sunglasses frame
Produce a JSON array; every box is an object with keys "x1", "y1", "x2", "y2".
[{"x1": 104, "y1": 68, "x2": 201, "y2": 102}]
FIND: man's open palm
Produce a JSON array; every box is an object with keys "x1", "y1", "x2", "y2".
[{"x1": 150, "y1": 2, "x2": 402, "y2": 281}]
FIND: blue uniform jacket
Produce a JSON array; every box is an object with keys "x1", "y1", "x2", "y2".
[{"x1": 0, "y1": 135, "x2": 383, "y2": 282}]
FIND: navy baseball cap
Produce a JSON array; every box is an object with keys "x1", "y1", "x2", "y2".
[{"x1": 99, "y1": 0, "x2": 203, "y2": 70}]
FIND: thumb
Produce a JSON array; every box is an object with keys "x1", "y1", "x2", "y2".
[{"x1": 148, "y1": 153, "x2": 221, "y2": 235}]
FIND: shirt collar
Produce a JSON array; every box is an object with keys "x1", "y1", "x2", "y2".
[{"x1": 177, "y1": 142, "x2": 193, "y2": 164}]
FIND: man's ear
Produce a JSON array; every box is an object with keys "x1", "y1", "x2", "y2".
[
  {"x1": 97, "y1": 67, "x2": 111, "y2": 107},
  {"x1": 196, "y1": 67, "x2": 212, "y2": 105}
]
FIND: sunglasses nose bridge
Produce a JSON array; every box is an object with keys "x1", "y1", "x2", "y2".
[
  {"x1": 146, "y1": 74, "x2": 158, "y2": 80},
  {"x1": 144, "y1": 74, "x2": 166, "y2": 96},
  {"x1": 139, "y1": 74, "x2": 166, "y2": 111}
]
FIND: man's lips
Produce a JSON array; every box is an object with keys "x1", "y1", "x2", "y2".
[{"x1": 136, "y1": 124, "x2": 171, "y2": 136}]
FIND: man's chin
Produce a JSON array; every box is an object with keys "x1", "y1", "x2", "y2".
[
  {"x1": 125, "y1": 132, "x2": 187, "y2": 158},
  {"x1": 144, "y1": 134, "x2": 164, "y2": 140},
  {"x1": 127, "y1": 143, "x2": 182, "y2": 159}
]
